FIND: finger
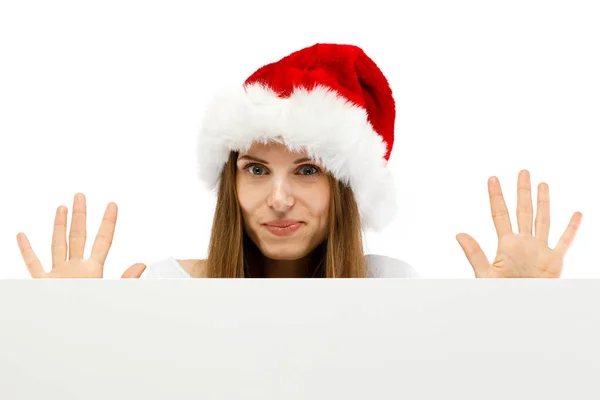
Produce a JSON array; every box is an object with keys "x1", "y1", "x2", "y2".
[
  {"x1": 554, "y1": 212, "x2": 583, "y2": 258},
  {"x1": 68, "y1": 193, "x2": 87, "y2": 260},
  {"x1": 90, "y1": 202, "x2": 118, "y2": 265},
  {"x1": 456, "y1": 233, "x2": 491, "y2": 277},
  {"x1": 488, "y1": 176, "x2": 513, "y2": 238},
  {"x1": 534, "y1": 182, "x2": 551, "y2": 243},
  {"x1": 121, "y1": 263, "x2": 147, "y2": 278},
  {"x1": 516, "y1": 170, "x2": 533, "y2": 235},
  {"x1": 51, "y1": 206, "x2": 68, "y2": 267},
  {"x1": 16, "y1": 233, "x2": 45, "y2": 278}
]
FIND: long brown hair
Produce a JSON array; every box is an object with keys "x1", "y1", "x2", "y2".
[{"x1": 206, "y1": 151, "x2": 367, "y2": 278}]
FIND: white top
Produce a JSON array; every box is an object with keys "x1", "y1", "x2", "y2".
[{"x1": 142, "y1": 254, "x2": 418, "y2": 278}]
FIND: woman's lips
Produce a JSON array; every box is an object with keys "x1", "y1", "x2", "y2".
[{"x1": 262, "y1": 221, "x2": 303, "y2": 236}]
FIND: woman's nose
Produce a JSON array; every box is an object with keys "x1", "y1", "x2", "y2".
[{"x1": 267, "y1": 178, "x2": 295, "y2": 211}]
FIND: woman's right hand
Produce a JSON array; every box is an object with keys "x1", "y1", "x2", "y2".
[{"x1": 16, "y1": 193, "x2": 144, "y2": 279}]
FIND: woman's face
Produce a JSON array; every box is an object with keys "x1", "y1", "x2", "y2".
[{"x1": 236, "y1": 141, "x2": 330, "y2": 260}]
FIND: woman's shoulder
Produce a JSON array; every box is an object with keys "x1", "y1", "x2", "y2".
[{"x1": 365, "y1": 254, "x2": 419, "y2": 278}]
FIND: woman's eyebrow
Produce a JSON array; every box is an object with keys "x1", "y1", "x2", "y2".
[
  {"x1": 293, "y1": 157, "x2": 312, "y2": 164},
  {"x1": 238, "y1": 155, "x2": 268, "y2": 164}
]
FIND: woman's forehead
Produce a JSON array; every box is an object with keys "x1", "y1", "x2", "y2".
[
  {"x1": 238, "y1": 142, "x2": 327, "y2": 168},
  {"x1": 240, "y1": 141, "x2": 310, "y2": 159}
]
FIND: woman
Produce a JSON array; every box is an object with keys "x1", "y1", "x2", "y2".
[{"x1": 16, "y1": 43, "x2": 583, "y2": 278}]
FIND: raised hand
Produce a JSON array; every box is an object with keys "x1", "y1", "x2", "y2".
[
  {"x1": 16, "y1": 193, "x2": 137, "y2": 278},
  {"x1": 456, "y1": 170, "x2": 582, "y2": 278}
]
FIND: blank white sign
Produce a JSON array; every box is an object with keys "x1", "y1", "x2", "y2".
[{"x1": 0, "y1": 279, "x2": 598, "y2": 399}]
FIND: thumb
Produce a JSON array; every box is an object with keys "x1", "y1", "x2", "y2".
[
  {"x1": 456, "y1": 233, "x2": 490, "y2": 278},
  {"x1": 121, "y1": 263, "x2": 147, "y2": 279}
]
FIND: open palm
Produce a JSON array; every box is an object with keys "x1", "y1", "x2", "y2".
[
  {"x1": 16, "y1": 193, "x2": 146, "y2": 278},
  {"x1": 456, "y1": 170, "x2": 582, "y2": 278}
]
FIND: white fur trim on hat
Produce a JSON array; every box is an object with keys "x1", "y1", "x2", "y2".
[{"x1": 197, "y1": 83, "x2": 397, "y2": 231}]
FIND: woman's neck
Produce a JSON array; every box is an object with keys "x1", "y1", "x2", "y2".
[
  {"x1": 244, "y1": 237, "x2": 325, "y2": 278},
  {"x1": 261, "y1": 256, "x2": 313, "y2": 278}
]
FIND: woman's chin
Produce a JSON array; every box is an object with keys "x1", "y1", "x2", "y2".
[{"x1": 258, "y1": 243, "x2": 310, "y2": 261}]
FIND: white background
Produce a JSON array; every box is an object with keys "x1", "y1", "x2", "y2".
[{"x1": 1, "y1": 0, "x2": 598, "y2": 278}]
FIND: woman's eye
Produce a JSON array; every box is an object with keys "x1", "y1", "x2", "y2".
[
  {"x1": 298, "y1": 166, "x2": 320, "y2": 176},
  {"x1": 246, "y1": 164, "x2": 268, "y2": 175}
]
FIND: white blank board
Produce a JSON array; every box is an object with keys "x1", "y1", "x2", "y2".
[{"x1": 0, "y1": 279, "x2": 598, "y2": 399}]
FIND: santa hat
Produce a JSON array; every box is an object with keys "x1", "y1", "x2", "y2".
[{"x1": 197, "y1": 43, "x2": 397, "y2": 231}]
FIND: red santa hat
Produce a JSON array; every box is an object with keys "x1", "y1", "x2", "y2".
[{"x1": 197, "y1": 43, "x2": 397, "y2": 231}]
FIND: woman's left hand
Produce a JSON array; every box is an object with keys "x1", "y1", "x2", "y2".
[{"x1": 456, "y1": 170, "x2": 582, "y2": 278}]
